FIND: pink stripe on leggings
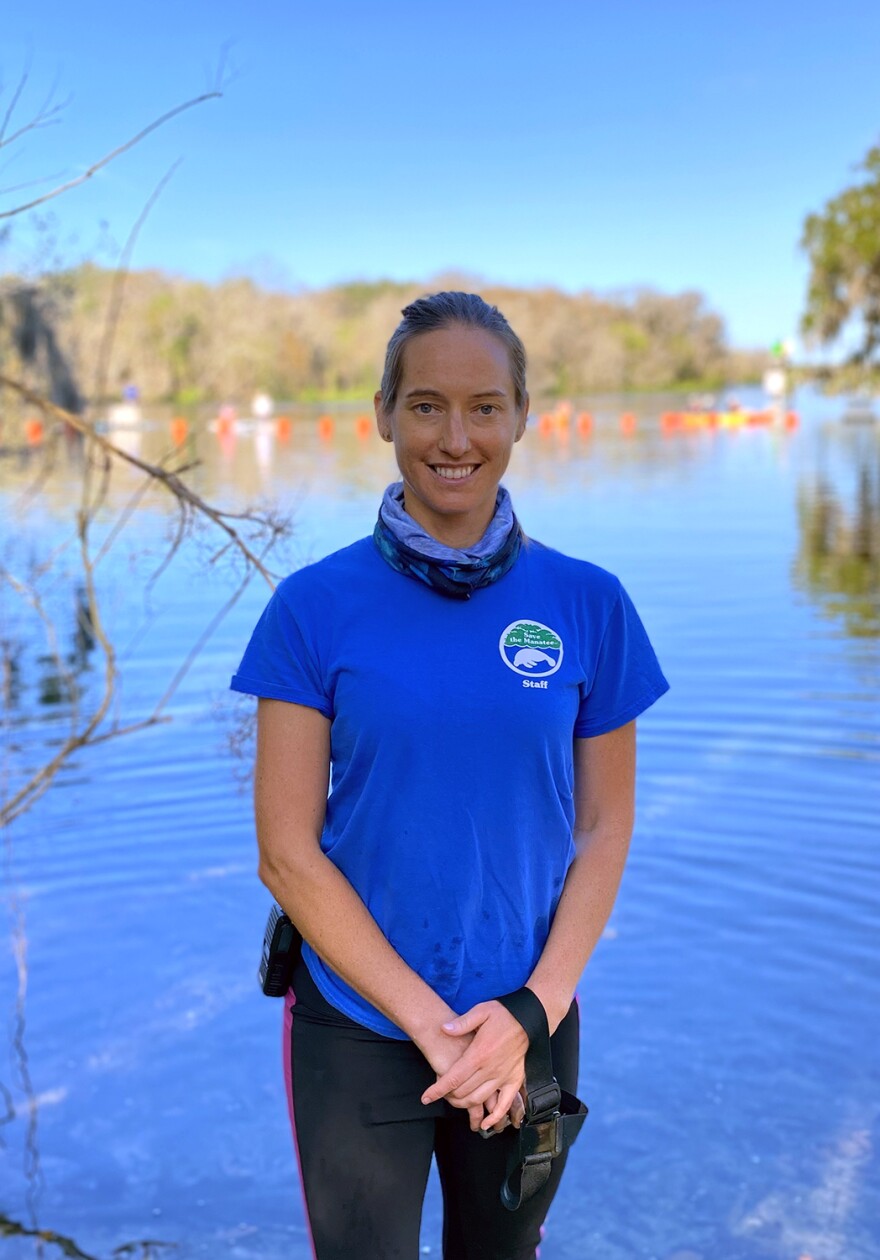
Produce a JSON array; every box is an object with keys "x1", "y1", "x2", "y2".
[{"x1": 283, "y1": 987, "x2": 318, "y2": 1260}]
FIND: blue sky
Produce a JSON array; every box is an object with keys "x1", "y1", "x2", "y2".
[{"x1": 2, "y1": 0, "x2": 878, "y2": 349}]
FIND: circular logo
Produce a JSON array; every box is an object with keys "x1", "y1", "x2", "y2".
[{"x1": 499, "y1": 619, "x2": 564, "y2": 677}]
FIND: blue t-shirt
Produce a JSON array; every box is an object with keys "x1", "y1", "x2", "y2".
[{"x1": 231, "y1": 535, "x2": 669, "y2": 1038}]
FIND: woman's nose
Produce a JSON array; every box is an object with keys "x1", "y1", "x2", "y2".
[{"x1": 438, "y1": 410, "x2": 471, "y2": 456}]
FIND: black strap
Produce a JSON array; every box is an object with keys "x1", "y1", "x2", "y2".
[{"x1": 495, "y1": 988, "x2": 589, "y2": 1211}]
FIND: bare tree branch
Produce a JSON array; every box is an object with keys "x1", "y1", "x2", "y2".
[
  {"x1": 0, "y1": 63, "x2": 31, "y2": 146},
  {"x1": 0, "y1": 378, "x2": 277, "y2": 584},
  {"x1": 92, "y1": 159, "x2": 182, "y2": 404},
  {"x1": 0, "y1": 90, "x2": 221, "y2": 219}
]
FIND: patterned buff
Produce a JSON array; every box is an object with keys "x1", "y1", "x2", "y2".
[{"x1": 373, "y1": 481, "x2": 523, "y2": 600}]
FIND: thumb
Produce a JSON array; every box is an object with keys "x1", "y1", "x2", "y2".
[{"x1": 442, "y1": 1004, "x2": 489, "y2": 1036}]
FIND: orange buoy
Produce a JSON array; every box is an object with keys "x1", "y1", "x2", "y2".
[
  {"x1": 576, "y1": 411, "x2": 593, "y2": 435},
  {"x1": 170, "y1": 416, "x2": 188, "y2": 444},
  {"x1": 538, "y1": 413, "x2": 554, "y2": 436},
  {"x1": 785, "y1": 410, "x2": 799, "y2": 429},
  {"x1": 276, "y1": 415, "x2": 292, "y2": 440},
  {"x1": 317, "y1": 414, "x2": 334, "y2": 440},
  {"x1": 25, "y1": 416, "x2": 44, "y2": 445},
  {"x1": 660, "y1": 411, "x2": 679, "y2": 432},
  {"x1": 355, "y1": 414, "x2": 372, "y2": 439},
  {"x1": 620, "y1": 412, "x2": 637, "y2": 435}
]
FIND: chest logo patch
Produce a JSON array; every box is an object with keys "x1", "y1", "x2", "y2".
[{"x1": 499, "y1": 620, "x2": 564, "y2": 678}]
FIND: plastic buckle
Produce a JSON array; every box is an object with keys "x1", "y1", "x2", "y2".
[{"x1": 525, "y1": 1082, "x2": 562, "y2": 1121}]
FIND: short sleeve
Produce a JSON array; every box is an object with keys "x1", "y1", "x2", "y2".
[
  {"x1": 229, "y1": 582, "x2": 333, "y2": 718},
  {"x1": 574, "y1": 582, "x2": 669, "y2": 738}
]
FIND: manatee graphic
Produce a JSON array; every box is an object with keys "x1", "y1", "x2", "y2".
[
  {"x1": 512, "y1": 648, "x2": 555, "y2": 670},
  {"x1": 500, "y1": 619, "x2": 564, "y2": 677}
]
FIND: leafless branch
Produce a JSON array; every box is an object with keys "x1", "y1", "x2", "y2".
[
  {"x1": 92, "y1": 159, "x2": 182, "y2": 404},
  {"x1": 0, "y1": 90, "x2": 221, "y2": 219},
  {"x1": 0, "y1": 63, "x2": 31, "y2": 146},
  {"x1": 0, "y1": 378, "x2": 278, "y2": 584}
]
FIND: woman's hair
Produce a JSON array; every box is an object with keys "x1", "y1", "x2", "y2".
[{"x1": 378, "y1": 291, "x2": 527, "y2": 413}]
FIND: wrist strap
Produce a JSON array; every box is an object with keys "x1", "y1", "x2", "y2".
[
  {"x1": 494, "y1": 987, "x2": 559, "y2": 1119},
  {"x1": 494, "y1": 987, "x2": 589, "y2": 1211}
]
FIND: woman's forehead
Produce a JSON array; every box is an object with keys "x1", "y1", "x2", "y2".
[{"x1": 398, "y1": 325, "x2": 514, "y2": 392}]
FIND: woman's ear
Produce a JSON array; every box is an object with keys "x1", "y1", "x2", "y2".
[
  {"x1": 515, "y1": 393, "x2": 530, "y2": 441},
  {"x1": 374, "y1": 392, "x2": 393, "y2": 442}
]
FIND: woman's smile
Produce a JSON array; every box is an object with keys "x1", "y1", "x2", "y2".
[{"x1": 430, "y1": 463, "x2": 480, "y2": 481}]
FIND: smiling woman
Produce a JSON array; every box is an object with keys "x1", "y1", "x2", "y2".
[
  {"x1": 230, "y1": 291, "x2": 670, "y2": 1259},
  {"x1": 374, "y1": 322, "x2": 527, "y2": 548}
]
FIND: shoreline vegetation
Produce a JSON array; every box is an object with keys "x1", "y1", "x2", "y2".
[{"x1": 1, "y1": 267, "x2": 771, "y2": 408}]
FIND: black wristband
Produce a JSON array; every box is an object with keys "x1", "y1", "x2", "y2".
[
  {"x1": 494, "y1": 986, "x2": 549, "y2": 1048},
  {"x1": 495, "y1": 987, "x2": 559, "y2": 1121}
]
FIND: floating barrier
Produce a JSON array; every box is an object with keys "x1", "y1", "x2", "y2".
[
  {"x1": 576, "y1": 411, "x2": 593, "y2": 435},
  {"x1": 620, "y1": 412, "x2": 637, "y2": 435},
  {"x1": 276, "y1": 416, "x2": 292, "y2": 441},
  {"x1": 537, "y1": 413, "x2": 555, "y2": 436},
  {"x1": 25, "y1": 417, "x2": 44, "y2": 445},
  {"x1": 355, "y1": 414, "x2": 373, "y2": 439},
  {"x1": 317, "y1": 414, "x2": 335, "y2": 440},
  {"x1": 170, "y1": 416, "x2": 188, "y2": 444}
]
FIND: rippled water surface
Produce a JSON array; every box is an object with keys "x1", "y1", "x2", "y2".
[{"x1": 1, "y1": 389, "x2": 878, "y2": 1259}]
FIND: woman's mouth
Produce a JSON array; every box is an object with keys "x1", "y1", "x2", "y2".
[{"x1": 430, "y1": 464, "x2": 479, "y2": 481}]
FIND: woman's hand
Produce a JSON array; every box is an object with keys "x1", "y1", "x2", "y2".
[
  {"x1": 416, "y1": 1023, "x2": 485, "y2": 1131},
  {"x1": 419, "y1": 1000, "x2": 529, "y2": 1132}
]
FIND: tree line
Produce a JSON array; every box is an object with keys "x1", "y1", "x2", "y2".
[{"x1": 1, "y1": 265, "x2": 769, "y2": 408}]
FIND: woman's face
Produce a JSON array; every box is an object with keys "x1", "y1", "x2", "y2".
[{"x1": 374, "y1": 324, "x2": 528, "y2": 548}]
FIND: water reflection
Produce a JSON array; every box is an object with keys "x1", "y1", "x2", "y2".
[
  {"x1": 35, "y1": 586, "x2": 96, "y2": 708},
  {"x1": 2, "y1": 388, "x2": 879, "y2": 1257},
  {"x1": 794, "y1": 426, "x2": 880, "y2": 637}
]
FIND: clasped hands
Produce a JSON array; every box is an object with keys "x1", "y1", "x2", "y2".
[{"x1": 419, "y1": 999, "x2": 529, "y2": 1135}]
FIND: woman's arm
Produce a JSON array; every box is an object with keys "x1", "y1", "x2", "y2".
[
  {"x1": 422, "y1": 720, "x2": 637, "y2": 1127},
  {"x1": 254, "y1": 698, "x2": 481, "y2": 1108},
  {"x1": 525, "y1": 718, "x2": 636, "y2": 1032}
]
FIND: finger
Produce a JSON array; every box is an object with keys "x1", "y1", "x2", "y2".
[
  {"x1": 468, "y1": 1102, "x2": 485, "y2": 1132},
  {"x1": 421, "y1": 1046, "x2": 484, "y2": 1104},
  {"x1": 441, "y1": 1004, "x2": 490, "y2": 1037},
  {"x1": 421, "y1": 1063, "x2": 474, "y2": 1103},
  {"x1": 480, "y1": 1082, "x2": 520, "y2": 1132},
  {"x1": 449, "y1": 1079, "x2": 503, "y2": 1109},
  {"x1": 510, "y1": 1093, "x2": 526, "y2": 1129},
  {"x1": 448, "y1": 1068, "x2": 494, "y2": 1103}
]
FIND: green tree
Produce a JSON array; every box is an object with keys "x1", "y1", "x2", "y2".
[{"x1": 801, "y1": 140, "x2": 880, "y2": 375}]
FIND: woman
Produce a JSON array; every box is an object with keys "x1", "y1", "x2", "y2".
[{"x1": 231, "y1": 292, "x2": 669, "y2": 1259}]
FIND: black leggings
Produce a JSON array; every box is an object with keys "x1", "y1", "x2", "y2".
[{"x1": 282, "y1": 956, "x2": 580, "y2": 1260}]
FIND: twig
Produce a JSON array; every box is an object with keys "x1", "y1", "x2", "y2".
[
  {"x1": 92, "y1": 159, "x2": 183, "y2": 405},
  {"x1": 0, "y1": 90, "x2": 221, "y2": 219},
  {"x1": 0, "y1": 377, "x2": 277, "y2": 584}
]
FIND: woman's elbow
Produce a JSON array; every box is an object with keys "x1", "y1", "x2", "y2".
[{"x1": 256, "y1": 831, "x2": 320, "y2": 893}]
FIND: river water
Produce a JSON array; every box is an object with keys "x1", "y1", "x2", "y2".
[{"x1": 0, "y1": 389, "x2": 878, "y2": 1259}]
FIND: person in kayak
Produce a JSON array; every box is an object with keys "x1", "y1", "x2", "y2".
[{"x1": 231, "y1": 290, "x2": 669, "y2": 1259}]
